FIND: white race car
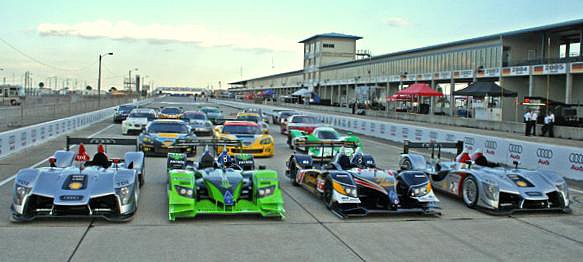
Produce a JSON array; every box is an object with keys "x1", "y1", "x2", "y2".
[{"x1": 122, "y1": 108, "x2": 157, "y2": 135}]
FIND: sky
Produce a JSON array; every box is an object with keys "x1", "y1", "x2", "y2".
[{"x1": 1, "y1": 0, "x2": 582, "y2": 90}]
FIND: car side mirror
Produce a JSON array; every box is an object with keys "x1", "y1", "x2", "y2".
[{"x1": 512, "y1": 160, "x2": 519, "y2": 169}]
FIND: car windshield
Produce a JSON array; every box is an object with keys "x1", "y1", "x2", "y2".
[
  {"x1": 280, "y1": 112, "x2": 297, "y2": 118},
  {"x1": 292, "y1": 116, "x2": 319, "y2": 124},
  {"x1": 129, "y1": 112, "x2": 155, "y2": 121},
  {"x1": 161, "y1": 108, "x2": 181, "y2": 114},
  {"x1": 317, "y1": 130, "x2": 340, "y2": 139},
  {"x1": 202, "y1": 108, "x2": 220, "y2": 113},
  {"x1": 222, "y1": 125, "x2": 260, "y2": 134},
  {"x1": 118, "y1": 105, "x2": 135, "y2": 113},
  {"x1": 148, "y1": 122, "x2": 188, "y2": 133},
  {"x1": 237, "y1": 115, "x2": 259, "y2": 123},
  {"x1": 183, "y1": 113, "x2": 207, "y2": 120}
]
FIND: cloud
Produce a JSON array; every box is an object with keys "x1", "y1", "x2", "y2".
[
  {"x1": 36, "y1": 20, "x2": 295, "y2": 52},
  {"x1": 383, "y1": 17, "x2": 412, "y2": 27}
]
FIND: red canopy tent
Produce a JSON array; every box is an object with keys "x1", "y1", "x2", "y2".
[{"x1": 395, "y1": 83, "x2": 443, "y2": 97}]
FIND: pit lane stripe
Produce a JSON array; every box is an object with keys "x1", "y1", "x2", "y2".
[{"x1": 0, "y1": 124, "x2": 114, "y2": 188}]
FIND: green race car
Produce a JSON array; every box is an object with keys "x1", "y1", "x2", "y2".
[
  {"x1": 289, "y1": 127, "x2": 361, "y2": 159},
  {"x1": 166, "y1": 139, "x2": 285, "y2": 220}
]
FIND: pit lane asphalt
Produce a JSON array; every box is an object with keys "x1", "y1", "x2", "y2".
[{"x1": 0, "y1": 96, "x2": 582, "y2": 262}]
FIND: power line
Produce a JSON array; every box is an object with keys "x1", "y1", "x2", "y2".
[{"x1": 0, "y1": 37, "x2": 97, "y2": 72}]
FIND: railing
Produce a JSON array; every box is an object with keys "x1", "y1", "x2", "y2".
[{"x1": 506, "y1": 56, "x2": 583, "y2": 66}]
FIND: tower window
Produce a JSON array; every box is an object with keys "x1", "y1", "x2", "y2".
[{"x1": 323, "y1": 43, "x2": 335, "y2": 48}]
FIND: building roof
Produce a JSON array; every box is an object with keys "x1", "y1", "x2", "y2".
[
  {"x1": 299, "y1": 32, "x2": 363, "y2": 43},
  {"x1": 229, "y1": 69, "x2": 303, "y2": 85},
  {"x1": 321, "y1": 18, "x2": 583, "y2": 70}
]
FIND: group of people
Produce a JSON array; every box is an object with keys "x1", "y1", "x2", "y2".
[{"x1": 524, "y1": 109, "x2": 555, "y2": 137}]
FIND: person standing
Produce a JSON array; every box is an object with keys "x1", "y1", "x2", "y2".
[
  {"x1": 524, "y1": 109, "x2": 533, "y2": 136},
  {"x1": 531, "y1": 110, "x2": 538, "y2": 136},
  {"x1": 542, "y1": 111, "x2": 555, "y2": 137}
]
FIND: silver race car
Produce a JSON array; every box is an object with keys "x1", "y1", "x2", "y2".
[
  {"x1": 399, "y1": 140, "x2": 570, "y2": 214},
  {"x1": 11, "y1": 137, "x2": 144, "y2": 222}
]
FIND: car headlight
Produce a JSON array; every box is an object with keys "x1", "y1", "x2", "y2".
[
  {"x1": 258, "y1": 185, "x2": 276, "y2": 198},
  {"x1": 13, "y1": 185, "x2": 32, "y2": 205},
  {"x1": 409, "y1": 182, "x2": 432, "y2": 197},
  {"x1": 332, "y1": 181, "x2": 358, "y2": 198},
  {"x1": 481, "y1": 181, "x2": 499, "y2": 201},
  {"x1": 175, "y1": 185, "x2": 194, "y2": 198},
  {"x1": 260, "y1": 138, "x2": 272, "y2": 145},
  {"x1": 115, "y1": 186, "x2": 133, "y2": 205},
  {"x1": 142, "y1": 136, "x2": 153, "y2": 143}
]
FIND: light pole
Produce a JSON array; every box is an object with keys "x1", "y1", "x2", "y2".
[
  {"x1": 141, "y1": 75, "x2": 149, "y2": 97},
  {"x1": 98, "y1": 52, "x2": 114, "y2": 107},
  {"x1": 0, "y1": 68, "x2": 5, "y2": 85},
  {"x1": 128, "y1": 68, "x2": 138, "y2": 97}
]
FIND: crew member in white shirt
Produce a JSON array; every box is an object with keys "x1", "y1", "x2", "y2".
[
  {"x1": 542, "y1": 111, "x2": 555, "y2": 137},
  {"x1": 524, "y1": 109, "x2": 533, "y2": 136}
]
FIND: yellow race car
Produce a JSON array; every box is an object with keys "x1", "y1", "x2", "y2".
[
  {"x1": 214, "y1": 121, "x2": 274, "y2": 157},
  {"x1": 159, "y1": 107, "x2": 183, "y2": 119}
]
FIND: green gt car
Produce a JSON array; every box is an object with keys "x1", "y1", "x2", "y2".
[
  {"x1": 166, "y1": 140, "x2": 285, "y2": 220},
  {"x1": 289, "y1": 127, "x2": 361, "y2": 158}
]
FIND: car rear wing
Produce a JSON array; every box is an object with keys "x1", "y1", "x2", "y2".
[
  {"x1": 174, "y1": 138, "x2": 243, "y2": 155},
  {"x1": 294, "y1": 140, "x2": 360, "y2": 149},
  {"x1": 402, "y1": 140, "x2": 463, "y2": 159},
  {"x1": 66, "y1": 136, "x2": 138, "y2": 151}
]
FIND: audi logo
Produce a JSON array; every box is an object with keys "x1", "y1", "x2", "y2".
[
  {"x1": 464, "y1": 137, "x2": 475, "y2": 145},
  {"x1": 569, "y1": 153, "x2": 583, "y2": 164},
  {"x1": 536, "y1": 148, "x2": 553, "y2": 159},
  {"x1": 485, "y1": 140, "x2": 497, "y2": 149},
  {"x1": 89, "y1": 138, "x2": 117, "y2": 144},
  {"x1": 508, "y1": 144, "x2": 523, "y2": 154}
]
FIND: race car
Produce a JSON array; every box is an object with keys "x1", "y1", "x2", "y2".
[
  {"x1": 286, "y1": 141, "x2": 439, "y2": 218},
  {"x1": 166, "y1": 139, "x2": 285, "y2": 220},
  {"x1": 138, "y1": 119, "x2": 197, "y2": 156},
  {"x1": 182, "y1": 111, "x2": 213, "y2": 136},
  {"x1": 113, "y1": 104, "x2": 137, "y2": 123},
  {"x1": 285, "y1": 114, "x2": 320, "y2": 137},
  {"x1": 122, "y1": 108, "x2": 157, "y2": 135},
  {"x1": 201, "y1": 106, "x2": 224, "y2": 124},
  {"x1": 289, "y1": 126, "x2": 361, "y2": 158},
  {"x1": 273, "y1": 110, "x2": 299, "y2": 126},
  {"x1": 399, "y1": 140, "x2": 571, "y2": 214},
  {"x1": 236, "y1": 112, "x2": 269, "y2": 130},
  {"x1": 159, "y1": 107, "x2": 183, "y2": 119},
  {"x1": 214, "y1": 121, "x2": 274, "y2": 157},
  {"x1": 11, "y1": 137, "x2": 144, "y2": 222}
]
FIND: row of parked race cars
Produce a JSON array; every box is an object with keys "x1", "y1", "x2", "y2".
[{"x1": 9, "y1": 105, "x2": 572, "y2": 222}]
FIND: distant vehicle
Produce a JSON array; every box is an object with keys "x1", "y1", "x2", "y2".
[
  {"x1": 11, "y1": 137, "x2": 144, "y2": 222},
  {"x1": 159, "y1": 107, "x2": 183, "y2": 119},
  {"x1": 272, "y1": 110, "x2": 298, "y2": 125},
  {"x1": 290, "y1": 127, "x2": 361, "y2": 157},
  {"x1": 201, "y1": 106, "x2": 224, "y2": 124},
  {"x1": 113, "y1": 104, "x2": 137, "y2": 123},
  {"x1": 138, "y1": 120, "x2": 196, "y2": 156},
  {"x1": 181, "y1": 111, "x2": 213, "y2": 136},
  {"x1": 122, "y1": 108, "x2": 157, "y2": 135},
  {"x1": 399, "y1": 141, "x2": 571, "y2": 214},
  {"x1": 236, "y1": 112, "x2": 269, "y2": 130}
]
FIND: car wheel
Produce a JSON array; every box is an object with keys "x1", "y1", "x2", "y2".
[
  {"x1": 134, "y1": 179, "x2": 141, "y2": 206},
  {"x1": 400, "y1": 158, "x2": 413, "y2": 170},
  {"x1": 322, "y1": 179, "x2": 334, "y2": 209},
  {"x1": 462, "y1": 175, "x2": 479, "y2": 208}
]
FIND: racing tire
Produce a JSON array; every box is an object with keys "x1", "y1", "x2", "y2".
[
  {"x1": 322, "y1": 179, "x2": 335, "y2": 210},
  {"x1": 400, "y1": 158, "x2": 413, "y2": 170},
  {"x1": 289, "y1": 161, "x2": 300, "y2": 187},
  {"x1": 462, "y1": 175, "x2": 479, "y2": 208}
]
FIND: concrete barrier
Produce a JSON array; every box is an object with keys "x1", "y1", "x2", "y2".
[
  {"x1": 214, "y1": 99, "x2": 583, "y2": 181},
  {"x1": 0, "y1": 97, "x2": 156, "y2": 160}
]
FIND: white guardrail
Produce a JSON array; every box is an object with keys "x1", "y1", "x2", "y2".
[
  {"x1": 0, "y1": 98, "x2": 155, "y2": 160},
  {"x1": 215, "y1": 99, "x2": 583, "y2": 181}
]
